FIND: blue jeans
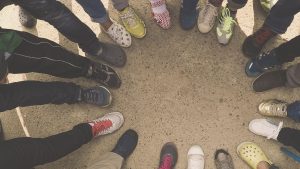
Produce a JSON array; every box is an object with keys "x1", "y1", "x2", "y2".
[
  {"x1": 264, "y1": 0, "x2": 300, "y2": 34},
  {"x1": 287, "y1": 101, "x2": 300, "y2": 122}
]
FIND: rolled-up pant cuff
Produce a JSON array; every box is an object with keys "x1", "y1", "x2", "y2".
[
  {"x1": 114, "y1": 1, "x2": 129, "y2": 11},
  {"x1": 91, "y1": 13, "x2": 110, "y2": 24}
]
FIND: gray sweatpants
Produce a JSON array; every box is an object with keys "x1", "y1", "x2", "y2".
[
  {"x1": 286, "y1": 64, "x2": 300, "y2": 88},
  {"x1": 88, "y1": 152, "x2": 124, "y2": 169}
]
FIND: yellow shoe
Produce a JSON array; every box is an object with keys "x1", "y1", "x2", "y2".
[{"x1": 119, "y1": 6, "x2": 146, "y2": 38}]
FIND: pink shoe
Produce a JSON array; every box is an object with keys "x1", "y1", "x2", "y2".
[{"x1": 150, "y1": 0, "x2": 171, "y2": 29}]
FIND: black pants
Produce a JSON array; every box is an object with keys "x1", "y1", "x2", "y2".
[
  {"x1": 276, "y1": 35, "x2": 300, "y2": 64},
  {"x1": 0, "y1": 123, "x2": 93, "y2": 169},
  {"x1": 278, "y1": 127, "x2": 300, "y2": 152},
  {"x1": 0, "y1": 28, "x2": 93, "y2": 112},
  {"x1": 9, "y1": 0, "x2": 102, "y2": 55}
]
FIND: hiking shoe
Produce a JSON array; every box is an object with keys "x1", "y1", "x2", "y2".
[
  {"x1": 179, "y1": 0, "x2": 199, "y2": 30},
  {"x1": 159, "y1": 142, "x2": 178, "y2": 169},
  {"x1": 89, "y1": 112, "x2": 124, "y2": 137},
  {"x1": 216, "y1": 7, "x2": 237, "y2": 45},
  {"x1": 119, "y1": 6, "x2": 146, "y2": 38},
  {"x1": 215, "y1": 149, "x2": 234, "y2": 169},
  {"x1": 260, "y1": 0, "x2": 278, "y2": 13},
  {"x1": 112, "y1": 129, "x2": 138, "y2": 159},
  {"x1": 87, "y1": 62, "x2": 121, "y2": 88},
  {"x1": 245, "y1": 50, "x2": 281, "y2": 77},
  {"x1": 242, "y1": 25, "x2": 277, "y2": 58},
  {"x1": 19, "y1": 7, "x2": 37, "y2": 28},
  {"x1": 150, "y1": 0, "x2": 171, "y2": 29},
  {"x1": 187, "y1": 145, "x2": 205, "y2": 169},
  {"x1": 258, "y1": 100, "x2": 288, "y2": 118},
  {"x1": 252, "y1": 70, "x2": 287, "y2": 92},
  {"x1": 104, "y1": 21, "x2": 131, "y2": 48},
  {"x1": 249, "y1": 119, "x2": 283, "y2": 140},
  {"x1": 80, "y1": 86, "x2": 112, "y2": 107},
  {"x1": 87, "y1": 42, "x2": 127, "y2": 67},
  {"x1": 198, "y1": 2, "x2": 219, "y2": 33}
]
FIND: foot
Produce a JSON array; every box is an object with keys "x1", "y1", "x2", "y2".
[
  {"x1": 150, "y1": 0, "x2": 171, "y2": 29},
  {"x1": 159, "y1": 142, "x2": 178, "y2": 169},
  {"x1": 245, "y1": 50, "x2": 282, "y2": 77},
  {"x1": 79, "y1": 86, "x2": 112, "y2": 107},
  {"x1": 89, "y1": 112, "x2": 124, "y2": 138},
  {"x1": 249, "y1": 119, "x2": 283, "y2": 140},
  {"x1": 103, "y1": 20, "x2": 131, "y2": 48},
  {"x1": 119, "y1": 6, "x2": 146, "y2": 38},
  {"x1": 112, "y1": 129, "x2": 138, "y2": 159},
  {"x1": 252, "y1": 69, "x2": 287, "y2": 92},
  {"x1": 216, "y1": 7, "x2": 237, "y2": 45},
  {"x1": 86, "y1": 42, "x2": 127, "y2": 67},
  {"x1": 214, "y1": 149, "x2": 234, "y2": 169},
  {"x1": 179, "y1": 0, "x2": 199, "y2": 30},
  {"x1": 87, "y1": 62, "x2": 121, "y2": 88},
  {"x1": 19, "y1": 7, "x2": 37, "y2": 28},
  {"x1": 258, "y1": 100, "x2": 288, "y2": 117},
  {"x1": 187, "y1": 145, "x2": 205, "y2": 169},
  {"x1": 242, "y1": 25, "x2": 277, "y2": 58},
  {"x1": 198, "y1": 2, "x2": 219, "y2": 33}
]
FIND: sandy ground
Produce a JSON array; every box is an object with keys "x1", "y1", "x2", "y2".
[{"x1": 0, "y1": 0, "x2": 300, "y2": 168}]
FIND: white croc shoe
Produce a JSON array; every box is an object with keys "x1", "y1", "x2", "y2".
[
  {"x1": 105, "y1": 21, "x2": 132, "y2": 48},
  {"x1": 249, "y1": 119, "x2": 283, "y2": 140},
  {"x1": 187, "y1": 145, "x2": 205, "y2": 169}
]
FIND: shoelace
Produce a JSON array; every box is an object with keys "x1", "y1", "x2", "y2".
[
  {"x1": 254, "y1": 28, "x2": 274, "y2": 45},
  {"x1": 84, "y1": 89, "x2": 99, "y2": 103},
  {"x1": 269, "y1": 102, "x2": 287, "y2": 116},
  {"x1": 219, "y1": 8, "x2": 236, "y2": 33},
  {"x1": 120, "y1": 8, "x2": 137, "y2": 28},
  {"x1": 159, "y1": 155, "x2": 173, "y2": 169},
  {"x1": 91, "y1": 119, "x2": 113, "y2": 136},
  {"x1": 202, "y1": 4, "x2": 218, "y2": 24}
]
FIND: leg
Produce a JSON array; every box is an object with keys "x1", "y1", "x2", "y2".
[
  {"x1": 0, "y1": 123, "x2": 92, "y2": 169},
  {"x1": 110, "y1": 0, "x2": 129, "y2": 11},
  {"x1": 264, "y1": 0, "x2": 300, "y2": 34},
  {"x1": 275, "y1": 35, "x2": 300, "y2": 63},
  {"x1": 227, "y1": 0, "x2": 248, "y2": 12},
  {"x1": 0, "y1": 81, "x2": 80, "y2": 112},
  {"x1": 88, "y1": 152, "x2": 123, "y2": 169},
  {"x1": 286, "y1": 63, "x2": 300, "y2": 88},
  {"x1": 277, "y1": 127, "x2": 300, "y2": 152}
]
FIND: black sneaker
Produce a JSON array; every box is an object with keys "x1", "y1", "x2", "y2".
[
  {"x1": 87, "y1": 62, "x2": 122, "y2": 89},
  {"x1": 158, "y1": 142, "x2": 178, "y2": 169},
  {"x1": 242, "y1": 25, "x2": 276, "y2": 58},
  {"x1": 253, "y1": 70, "x2": 287, "y2": 92},
  {"x1": 87, "y1": 43, "x2": 127, "y2": 68},
  {"x1": 112, "y1": 129, "x2": 138, "y2": 159},
  {"x1": 79, "y1": 86, "x2": 112, "y2": 107},
  {"x1": 19, "y1": 7, "x2": 37, "y2": 28}
]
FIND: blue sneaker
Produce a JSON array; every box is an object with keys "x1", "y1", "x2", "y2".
[{"x1": 180, "y1": 0, "x2": 199, "y2": 30}]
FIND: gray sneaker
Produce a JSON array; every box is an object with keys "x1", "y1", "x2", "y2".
[
  {"x1": 215, "y1": 149, "x2": 234, "y2": 169},
  {"x1": 79, "y1": 86, "x2": 112, "y2": 107}
]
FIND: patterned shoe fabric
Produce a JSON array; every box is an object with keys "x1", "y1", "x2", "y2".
[{"x1": 150, "y1": 0, "x2": 171, "y2": 29}]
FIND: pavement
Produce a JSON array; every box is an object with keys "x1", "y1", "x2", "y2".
[{"x1": 0, "y1": 0, "x2": 300, "y2": 168}]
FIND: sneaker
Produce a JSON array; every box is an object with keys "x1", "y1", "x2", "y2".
[
  {"x1": 150, "y1": 0, "x2": 171, "y2": 29},
  {"x1": 112, "y1": 129, "x2": 138, "y2": 159},
  {"x1": 87, "y1": 62, "x2": 121, "y2": 88},
  {"x1": 179, "y1": 0, "x2": 199, "y2": 30},
  {"x1": 198, "y1": 2, "x2": 219, "y2": 33},
  {"x1": 159, "y1": 142, "x2": 178, "y2": 169},
  {"x1": 214, "y1": 149, "x2": 234, "y2": 169},
  {"x1": 104, "y1": 21, "x2": 131, "y2": 48},
  {"x1": 119, "y1": 6, "x2": 146, "y2": 38},
  {"x1": 79, "y1": 86, "x2": 112, "y2": 107},
  {"x1": 258, "y1": 100, "x2": 288, "y2": 117},
  {"x1": 19, "y1": 7, "x2": 37, "y2": 28},
  {"x1": 187, "y1": 145, "x2": 205, "y2": 169},
  {"x1": 242, "y1": 25, "x2": 277, "y2": 58},
  {"x1": 245, "y1": 50, "x2": 281, "y2": 77},
  {"x1": 260, "y1": 0, "x2": 278, "y2": 13},
  {"x1": 89, "y1": 112, "x2": 124, "y2": 137},
  {"x1": 252, "y1": 70, "x2": 287, "y2": 92},
  {"x1": 86, "y1": 42, "x2": 127, "y2": 67},
  {"x1": 249, "y1": 119, "x2": 283, "y2": 140},
  {"x1": 216, "y1": 7, "x2": 237, "y2": 45}
]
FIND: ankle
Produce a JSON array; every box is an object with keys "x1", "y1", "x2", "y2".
[
  {"x1": 101, "y1": 19, "x2": 113, "y2": 31},
  {"x1": 257, "y1": 161, "x2": 271, "y2": 169}
]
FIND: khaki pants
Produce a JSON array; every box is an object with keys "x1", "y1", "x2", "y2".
[{"x1": 88, "y1": 152, "x2": 124, "y2": 169}]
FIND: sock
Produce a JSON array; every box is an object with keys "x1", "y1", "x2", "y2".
[{"x1": 150, "y1": 0, "x2": 167, "y2": 14}]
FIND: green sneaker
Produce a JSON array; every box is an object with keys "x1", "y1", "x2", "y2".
[
  {"x1": 260, "y1": 0, "x2": 278, "y2": 13},
  {"x1": 216, "y1": 7, "x2": 237, "y2": 45}
]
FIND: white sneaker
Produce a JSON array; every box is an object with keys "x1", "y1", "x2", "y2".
[
  {"x1": 249, "y1": 119, "x2": 283, "y2": 140},
  {"x1": 89, "y1": 112, "x2": 124, "y2": 137},
  {"x1": 105, "y1": 21, "x2": 132, "y2": 48},
  {"x1": 198, "y1": 3, "x2": 219, "y2": 33},
  {"x1": 187, "y1": 145, "x2": 205, "y2": 169}
]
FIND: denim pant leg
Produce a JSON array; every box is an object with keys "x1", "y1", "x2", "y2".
[
  {"x1": 264, "y1": 0, "x2": 300, "y2": 34},
  {"x1": 111, "y1": 0, "x2": 129, "y2": 11},
  {"x1": 227, "y1": 0, "x2": 247, "y2": 10},
  {"x1": 287, "y1": 101, "x2": 300, "y2": 122},
  {"x1": 76, "y1": 0, "x2": 109, "y2": 24}
]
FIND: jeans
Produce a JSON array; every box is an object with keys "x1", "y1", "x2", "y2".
[
  {"x1": 287, "y1": 101, "x2": 300, "y2": 122},
  {"x1": 278, "y1": 127, "x2": 300, "y2": 153},
  {"x1": 10, "y1": 0, "x2": 103, "y2": 55},
  {"x1": 76, "y1": 0, "x2": 129, "y2": 24},
  {"x1": 0, "y1": 123, "x2": 92, "y2": 169},
  {"x1": 264, "y1": 0, "x2": 300, "y2": 34}
]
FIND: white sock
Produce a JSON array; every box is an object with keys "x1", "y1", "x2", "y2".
[{"x1": 150, "y1": 0, "x2": 167, "y2": 14}]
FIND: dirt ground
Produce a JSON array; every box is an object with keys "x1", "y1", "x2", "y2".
[{"x1": 0, "y1": 0, "x2": 300, "y2": 168}]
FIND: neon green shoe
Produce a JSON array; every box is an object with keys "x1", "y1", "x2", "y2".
[
  {"x1": 119, "y1": 6, "x2": 146, "y2": 39},
  {"x1": 216, "y1": 7, "x2": 237, "y2": 45},
  {"x1": 260, "y1": 0, "x2": 278, "y2": 13}
]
